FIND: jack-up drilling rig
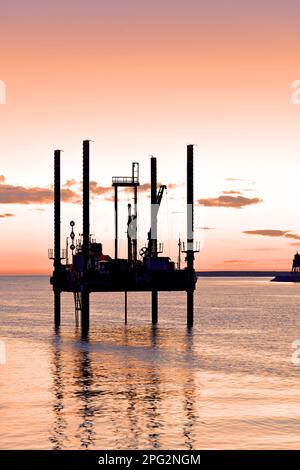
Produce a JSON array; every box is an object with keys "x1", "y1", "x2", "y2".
[{"x1": 49, "y1": 141, "x2": 199, "y2": 330}]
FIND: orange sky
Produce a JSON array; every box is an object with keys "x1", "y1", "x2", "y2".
[{"x1": 1, "y1": 1, "x2": 300, "y2": 274}]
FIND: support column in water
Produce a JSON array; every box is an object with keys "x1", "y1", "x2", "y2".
[
  {"x1": 82, "y1": 140, "x2": 90, "y2": 330},
  {"x1": 54, "y1": 149, "x2": 61, "y2": 327},
  {"x1": 151, "y1": 156, "x2": 158, "y2": 324},
  {"x1": 186, "y1": 144, "x2": 195, "y2": 327}
]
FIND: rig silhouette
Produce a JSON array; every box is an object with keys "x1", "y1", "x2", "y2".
[{"x1": 49, "y1": 141, "x2": 198, "y2": 330}]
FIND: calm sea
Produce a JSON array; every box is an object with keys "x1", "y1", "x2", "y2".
[{"x1": 1, "y1": 276, "x2": 300, "y2": 450}]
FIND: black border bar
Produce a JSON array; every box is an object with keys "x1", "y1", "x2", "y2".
[{"x1": 1, "y1": 450, "x2": 300, "y2": 467}]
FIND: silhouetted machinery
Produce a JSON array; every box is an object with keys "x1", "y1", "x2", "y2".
[
  {"x1": 292, "y1": 252, "x2": 300, "y2": 273},
  {"x1": 50, "y1": 141, "x2": 198, "y2": 330}
]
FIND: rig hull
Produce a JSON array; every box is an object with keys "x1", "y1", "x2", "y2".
[{"x1": 51, "y1": 264, "x2": 196, "y2": 293}]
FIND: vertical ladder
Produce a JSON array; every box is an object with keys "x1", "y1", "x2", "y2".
[{"x1": 73, "y1": 292, "x2": 82, "y2": 327}]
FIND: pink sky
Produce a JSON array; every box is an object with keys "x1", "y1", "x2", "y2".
[{"x1": 1, "y1": 1, "x2": 300, "y2": 273}]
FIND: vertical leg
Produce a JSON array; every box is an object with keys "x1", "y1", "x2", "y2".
[
  {"x1": 125, "y1": 291, "x2": 128, "y2": 325},
  {"x1": 115, "y1": 185, "x2": 118, "y2": 260},
  {"x1": 81, "y1": 291, "x2": 90, "y2": 331},
  {"x1": 152, "y1": 290, "x2": 158, "y2": 324},
  {"x1": 54, "y1": 290, "x2": 61, "y2": 327},
  {"x1": 186, "y1": 145, "x2": 195, "y2": 329},
  {"x1": 133, "y1": 185, "x2": 137, "y2": 263},
  {"x1": 53, "y1": 150, "x2": 61, "y2": 328},
  {"x1": 187, "y1": 290, "x2": 194, "y2": 327},
  {"x1": 82, "y1": 140, "x2": 90, "y2": 332}
]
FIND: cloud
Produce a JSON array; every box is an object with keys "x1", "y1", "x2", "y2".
[
  {"x1": 224, "y1": 259, "x2": 251, "y2": 264},
  {"x1": 63, "y1": 179, "x2": 77, "y2": 188},
  {"x1": 167, "y1": 183, "x2": 182, "y2": 190},
  {"x1": 243, "y1": 229, "x2": 289, "y2": 237},
  {"x1": 124, "y1": 182, "x2": 151, "y2": 194},
  {"x1": 221, "y1": 190, "x2": 242, "y2": 195},
  {"x1": 90, "y1": 180, "x2": 152, "y2": 202},
  {"x1": 0, "y1": 175, "x2": 180, "y2": 206},
  {"x1": 104, "y1": 195, "x2": 116, "y2": 202},
  {"x1": 140, "y1": 183, "x2": 151, "y2": 192},
  {"x1": 285, "y1": 233, "x2": 300, "y2": 240},
  {"x1": 124, "y1": 182, "x2": 180, "y2": 194},
  {"x1": 225, "y1": 178, "x2": 247, "y2": 182},
  {"x1": 0, "y1": 213, "x2": 15, "y2": 218},
  {"x1": 290, "y1": 243, "x2": 300, "y2": 247},
  {"x1": 61, "y1": 189, "x2": 80, "y2": 203},
  {"x1": 63, "y1": 180, "x2": 113, "y2": 198},
  {"x1": 225, "y1": 178, "x2": 256, "y2": 185},
  {"x1": 198, "y1": 195, "x2": 262, "y2": 209},
  {"x1": 89, "y1": 181, "x2": 111, "y2": 196},
  {"x1": 243, "y1": 229, "x2": 300, "y2": 241},
  {"x1": 0, "y1": 177, "x2": 80, "y2": 204},
  {"x1": 0, "y1": 184, "x2": 53, "y2": 204},
  {"x1": 125, "y1": 182, "x2": 152, "y2": 193}
]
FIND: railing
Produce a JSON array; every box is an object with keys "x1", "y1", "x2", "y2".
[
  {"x1": 112, "y1": 176, "x2": 139, "y2": 184},
  {"x1": 48, "y1": 248, "x2": 66, "y2": 260}
]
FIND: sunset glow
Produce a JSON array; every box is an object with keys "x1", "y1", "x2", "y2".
[{"x1": 1, "y1": 0, "x2": 300, "y2": 273}]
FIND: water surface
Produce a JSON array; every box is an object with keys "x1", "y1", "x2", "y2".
[{"x1": 1, "y1": 276, "x2": 300, "y2": 449}]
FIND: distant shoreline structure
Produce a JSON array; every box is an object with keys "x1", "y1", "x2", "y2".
[
  {"x1": 271, "y1": 252, "x2": 300, "y2": 282},
  {"x1": 197, "y1": 271, "x2": 288, "y2": 277}
]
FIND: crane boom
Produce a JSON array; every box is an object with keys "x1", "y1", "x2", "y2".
[
  {"x1": 146, "y1": 184, "x2": 167, "y2": 256},
  {"x1": 156, "y1": 185, "x2": 167, "y2": 205}
]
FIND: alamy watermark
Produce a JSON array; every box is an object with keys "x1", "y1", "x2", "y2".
[{"x1": 0, "y1": 80, "x2": 6, "y2": 104}]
